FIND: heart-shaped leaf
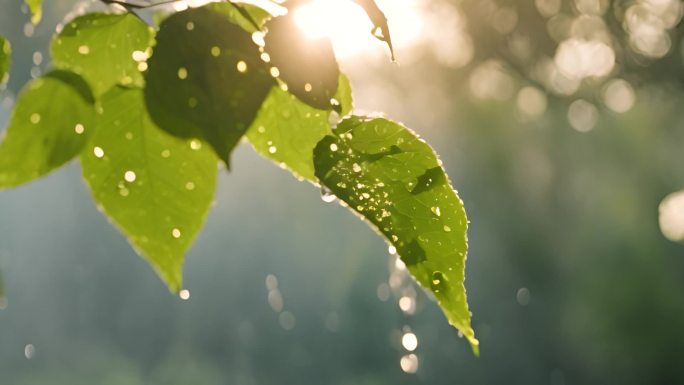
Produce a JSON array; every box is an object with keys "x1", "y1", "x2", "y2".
[
  {"x1": 144, "y1": 5, "x2": 274, "y2": 167},
  {"x1": 81, "y1": 86, "x2": 217, "y2": 292},
  {"x1": 314, "y1": 116, "x2": 478, "y2": 353}
]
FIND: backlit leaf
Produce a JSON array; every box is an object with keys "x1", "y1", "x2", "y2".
[
  {"x1": 0, "y1": 36, "x2": 10, "y2": 86},
  {"x1": 51, "y1": 13, "x2": 154, "y2": 97},
  {"x1": 264, "y1": 13, "x2": 339, "y2": 110},
  {"x1": 0, "y1": 71, "x2": 95, "y2": 189},
  {"x1": 314, "y1": 116, "x2": 478, "y2": 353},
  {"x1": 145, "y1": 5, "x2": 274, "y2": 167},
  {"x1": 81, "y1": 86, "x2": 217, "y2": 292},
  {"x1": 246, "y1": 74, "x2": 353, "y2": 182}
]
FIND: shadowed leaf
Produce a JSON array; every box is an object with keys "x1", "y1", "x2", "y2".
[
  {"x1": 145, "y1": 5, "x2": 274, "y2": 167},
  {"x1": 264, "y1": 13, "x2": 339, "y2": 110}
]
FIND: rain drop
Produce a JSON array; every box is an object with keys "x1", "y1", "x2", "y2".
[
  {"x1": 400, "y1": 354, "x2": 419, "y2": 374},
  {"x1": 402, "y1": 332, "x2": 418, "y2": 351},
  {"x1": 78, "y1": 45, "x2": 90, "y2": 55},
  {"x1": 74, "y1": 124, "x2": 85, "y2": 134},
  {"x1": 179, "y1": 289, "x2": 190, "y2": 300}
]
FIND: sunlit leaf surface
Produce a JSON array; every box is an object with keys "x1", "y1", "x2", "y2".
[
  {"x1": 314, "y1": 116, "x2": 478, "y2": 352},
  {"x1": 25, "y1": 0, "x2": 42, "y2": 24},
  {"x1": 51, "y1": 13, "x2": 154, "y2": 97},
  {"x1": 246, "y1": 74, "x2": 353, "y2": 182},
  {"x1": 0, "y1": 36, "x2": 10, "y2": 86},
  {"x1": 145, "y1": 5, "x2": 274, "y2": 167},
  {"x1": 81, "y1": 87, "x2": 217, "y2": 292},
  {"x1": 265, "y1": 13, "x2": 339, "y2": 110},
  {"x1": 206, "y1": 2, "x2": 273, "y2": 32},
  {"x1": 0, "y1": 71, "x2": 95, "y2": 189}
]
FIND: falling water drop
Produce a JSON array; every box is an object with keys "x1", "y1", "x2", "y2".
[{"x1": 320, "y1": 186, "x2": 337, "y2": 203}]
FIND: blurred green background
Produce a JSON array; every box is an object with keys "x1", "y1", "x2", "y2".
[{"x1": 2, "y1": 0, "x2": 684, "y2": 384}]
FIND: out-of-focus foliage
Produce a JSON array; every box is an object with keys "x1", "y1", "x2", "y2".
[
  {"x1": 25, "y1": 0, "x2": 42, "y2": 24},
  {"x1": 0, "y1": 36, "x2": 9, "y2": 86}
]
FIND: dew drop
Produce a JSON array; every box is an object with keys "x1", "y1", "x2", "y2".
[
  {"x1": 320, "y1": 187, "x2": 337, "y2": 203},
  {"x1": 270, "y1": 66, "x2": 280, "y2": 77},
  {"x1": 268, "y1": 146, "x2": 277, "y2": 154},
  {"x1": 93, "y1": 146, "x2": 105, "y2": 158},
  {"x1": 131, "y1": 50, "x2": 147, "y2": 61},
  {"x1": 185, "y1": 181, "x2": 195, "y2": 190},
  {"x1": 29, "y1": 113, "x2": 40, "y2": 124},
  {"x1": 161, "y1": 149, "x2": 171, "y2": 158},
  {"x1": 443, "y1": 225, "x2": 451, "y2": 232},
  {"x1": 329, "y1": 143, "x2": 338, "y2": 151},
  {"x1": 352, "y1": 163, "x2": 362, "y2": 173},
  {"x1": 190, "y1": 139, "x2": 202, "y2": 150},
  {"x1": 78, "y1": 45, "x2": 90, "y2": 55},
  {"x1": 185, "y1": 21, "x2": 194, "y2": 31},
  {"x1": 124, "y1": 171, "x2": 136, "y2": 183},
  {"x1": 171, "y1": 228, "x2": 182, "y2": 239},
  {"x1": 304, "y1": 83, "x2": 312, "y2": 92},
  {"x1": 210, "y1": 46, "x2": 221, "y2": 57}
]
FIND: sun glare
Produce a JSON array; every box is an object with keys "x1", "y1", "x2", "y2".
[{"x1": 292, "y1": 0, "x2": 424, "y2": 59}]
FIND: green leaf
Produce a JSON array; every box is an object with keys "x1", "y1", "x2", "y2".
[
  {"x1": 245, "y1": 74, "x2": 353, "y2": 182},
  {"x1": 0, "y1": 71, "x2": 95, "y2": 189},
  {"x1": 51, "y1": 13, "x2": 154, "y2": 97},
  {"x1": 81, "y1": 86, "x2": 217, "y2": 292},
  {"x1": 25, "y1": 0, "x2": 42, "y2": 24},
  {"x1": 205, "y1": 2, "x2": 273, "y2": 32},
  {"x1": 246, "y1": 87, "x2": 331, "y2": 181},
  {"x1": 314, "y1": 116, "x2": 478, "y2": 353},
  {"x1": 145, "y1": 6, "x2": 274, "y2": 167},
  {"x1": 264, "y1": 13, "x2": 340, "y2": 110},
  {"x1": 0, "y1": 36, "x2": 10, "y2": 86}
]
